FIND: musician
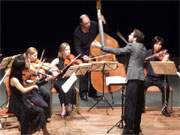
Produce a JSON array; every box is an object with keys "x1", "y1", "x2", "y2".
[
  {"x1": 24, "y1": 47, "x2": 52, "y2": 120},
  {"x1": 73, "y1": 14, "x2": 106, "y2": 100},
  {"x1": 144, "y1": 36, "x2": 171, "y2": 117},
  {"x1": 8, "y1": 55, "x2": 50, "y2": 135},
  {"x1": 50, "y1": 42, "x2": 76, "y2": 117},
  {"x1": 93, "y1": 29, "x2": 146, "y2": 135}
]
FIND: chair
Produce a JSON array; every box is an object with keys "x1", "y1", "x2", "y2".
[
  {"x1": 146, "y1": 85, "x2": 173, "y2": 111},
  {"x1": 144, "y1": 69, "x2": 173, "y2": 111},
  {"x1": 50, "y1": 80, "x2": 80, "y2": 114},
  {"x1": 0, "y1": 78, "x2": 19, "y2": 129}
]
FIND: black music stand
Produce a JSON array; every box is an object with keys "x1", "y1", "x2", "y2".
[
  {"x1": 150, "y1": 61, "x2": 177, "y2": 112},
  {"x1": 106, "y1": 76, "x2": 127, "y2": 133},
  {"x1": 87, "y1": 61, "x2": 118, "y2": 112},
  {"x1": 62, "y1": 63, "x2": 92, "y2": 120}
]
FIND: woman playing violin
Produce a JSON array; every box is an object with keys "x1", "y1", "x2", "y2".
[
  {"x1": 50, "y1": 42, "x2": 78, "y2": 117},
  {"x1": 8, "y1": 55, "x2": 50, "y2": 135},
  {"x1": 144, "y1": 36, "x2": 171, "y2": 117},
  {"x1": 24, "y1": 47, "x2": 52, "y2": 119}
]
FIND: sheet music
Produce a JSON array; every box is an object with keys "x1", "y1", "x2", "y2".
[
  {"x1": 106, "y1": 76, "x2": 127, "y2": 85},
  {"x1": 61, "y1": 72, "x2": 78, "y2": 93}
]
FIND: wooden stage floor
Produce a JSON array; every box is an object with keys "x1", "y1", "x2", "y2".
[{"x1": 0, "y1": 107, "x2": 180, "y2": 135}]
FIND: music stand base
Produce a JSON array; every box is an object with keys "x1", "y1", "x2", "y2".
[
  {"x1": 106, "y1": 119, "x2": 124, "y2": 133},
  {"x1": 88, "y1": 96, "x2": 114, "y2": 112}
]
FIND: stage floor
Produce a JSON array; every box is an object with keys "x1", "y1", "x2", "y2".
[{"x1": 1, "y1": 107, "x2": 180, "y2": 135}]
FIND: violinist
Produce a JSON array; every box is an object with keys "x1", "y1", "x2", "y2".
[
  {"x1": 144, "y1": 36, "x2": 171, "y2": 117},
  {"x1": 50, "y1": 42, "x2": 77, "y2": 117},
  {"x1": 8, "y1": 55, "x2": 50, "y2": 135},
  {"x1": 24, "y1": 47, "x2": 52, "y2": 120}
]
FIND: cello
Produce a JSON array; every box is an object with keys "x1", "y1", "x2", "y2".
[{"x1": 89, "y1": 0, "x2": 126, "y2": 93}]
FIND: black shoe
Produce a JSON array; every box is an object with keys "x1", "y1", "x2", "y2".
[
  {"x1": 121, "y1": 129, "x2": 135, "y2": 135},
  {"x1": 134, "y1": 127, "x2": 142, "y2": 134},
  {"x1": 161, "y1": 108, "x2": 171, "y2": 117},
  {"x1": 80, "y1": 96, "x2": 88, "y2": 101},
  {"x1": 88, "y1": 94, "x2": 102, "y2": 98}
]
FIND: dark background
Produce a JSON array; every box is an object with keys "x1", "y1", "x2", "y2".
[{"x1": 1, "y1": 0, "x2": 179, "y2": 59}]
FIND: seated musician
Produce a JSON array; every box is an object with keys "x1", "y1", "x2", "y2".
[
  {"x1": 24, "y1": 47, "x2": 52, "y2": 120},
  {"x1": 50, "y1": 42, "x2": 78, "y2": 118},
  {"x1": 8, "y1": 55, "x2": 50, "y2": 135},
  {"x1": 144, "y1": 36, "x2": 171, "y2": 117}
]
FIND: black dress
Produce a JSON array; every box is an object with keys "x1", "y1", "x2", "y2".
[
  {"x1": 54, "y1": 58, "x2": 76, "y2": 105},
  {"x1": 8, "y1": 86, "x2": 46, "y2": 135}
]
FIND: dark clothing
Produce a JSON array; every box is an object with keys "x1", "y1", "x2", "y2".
[
  {"x1": 73, "y1": 21, "x2": 98, "y2": 97},
  {"x1": 73, "y1": 21, "x2": 98, "y2": 56},
  {"x1": 101, "y1": 42, "x2": 147, "y2": 134},
  {"x1": 54, "y1": 58, "x2": 76, "y2": 105},
  {"x1": 145, "y1": 49, "x2": 170, "y2": 105},
  {"x1": 9, "y1": 86, "x2": 46, "y2": 135},
  {"x1": 25, "y1": 87, "x2": 50, "y2": 119},
  {"x1": 145, "y1": 76, "x2": 170, "y2": 105},
  {"x1": 39, "y1": 85, "x2": 51, "y2": 118},
  {"x1": 145, "y1": 49, "x2": 164, "y2": 78},
  {"x1": 125, "y1": 80, "x2": 144, "y2": 133}
]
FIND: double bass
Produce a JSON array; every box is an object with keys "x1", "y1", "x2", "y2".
[{"x1": 89, "y1": 0, "x2": 126, "y2": 93}]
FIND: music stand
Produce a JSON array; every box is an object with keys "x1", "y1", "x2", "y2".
[
  {"x1": 62, "y1": 63, "x2": 92, "y2": 120},
  {"x1": 106, "y1": 76, "x2": 127, "y2": 133},
  {"x1": 88, "y1": 61, "x2": 118, "y2": 112},
  {"x1": 63, "y1": 63, "x2": 92, "y2": 78},
  {"x1": 0, "y1": 54, "x2": 21, "y2": 70},
  {"x1": 150, "y1": 61, "x2": 177, "y2": 112}
]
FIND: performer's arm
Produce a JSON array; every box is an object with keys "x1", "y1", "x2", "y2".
[
  {"x1": 92, "y1": 40, "x2": 132, "y2": 55},
  {"x1": 10, "y1": 77, "x2": 38, "y2": 93}
]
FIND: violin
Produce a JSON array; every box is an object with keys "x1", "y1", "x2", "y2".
[
  {"x1": 145, "y1": 49, "x2": 169, "y2": 61},
  {"x1": 22, "y1": 67, "x2": 37, "y2": 85},
  {"x1": 64, "y1": 54, "x2": 82, "y2": 65},
  {"x1": 22, "y1": 67, "x2": 49, "y2": 87}
]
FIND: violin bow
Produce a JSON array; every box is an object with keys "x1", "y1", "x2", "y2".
[
  {"x1": 145, "y1": 49, "x2": 168, "y2": 61},
  {"x1": 40, "y1": 49, "x2": 45, "y2": 62}
]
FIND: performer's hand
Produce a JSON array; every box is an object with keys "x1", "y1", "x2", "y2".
[
  {"x1": 91, "y1": 40, "x2": 102, "y2": 48},
  {"x1": 101, "y1": 15, "x2": 106, "y2": 24},
  {"x1": 82, "y1": 55, "x2": 89, "y2": 62},
  {"x1": 33, "y1": 85, "x2": 39, "y2": 90}
]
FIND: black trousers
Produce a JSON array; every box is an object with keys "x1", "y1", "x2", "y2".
[
  {"x1": 39, "y1": 85, "x2": 51, "y2": 118},
  {"x1": 124, "y1": 80, "x2": 144, "y2": 133},
  {"x1": 54, "y1": 78, "x2": 76, "y2": 105},
  {"x1": 79, "y1": 73, "x2": 97, "y2": 97},
  {"x1": 144, "y1": 76, "x2": 170, "y2": 105},
  {"x1": 25, "y1": 88, "x2": 50, "y2": 119}
]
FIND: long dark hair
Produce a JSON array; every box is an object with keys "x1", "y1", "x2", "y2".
[
  {"x1": 9, "y1": 55, "x2": 26, "y2": 84},
  {"x1": 152, "y1": 36, "x2": 164, "y2": 47}
]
